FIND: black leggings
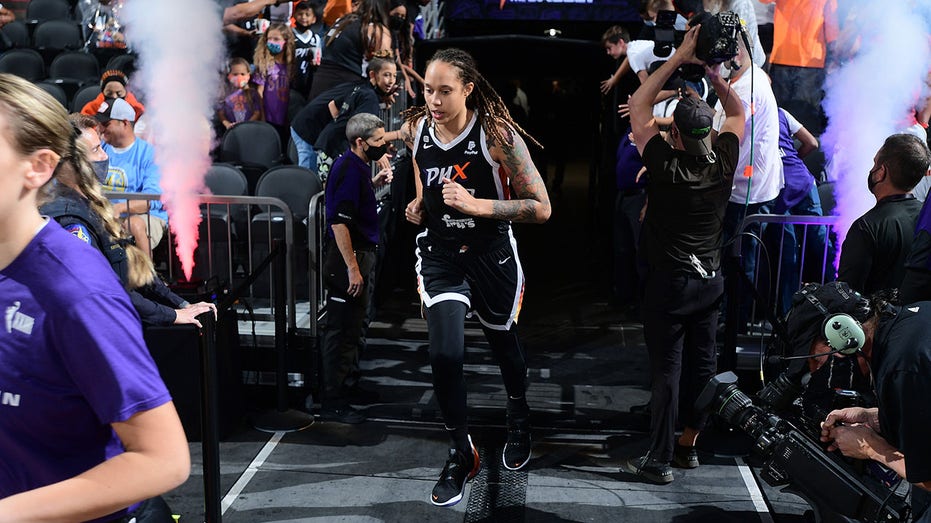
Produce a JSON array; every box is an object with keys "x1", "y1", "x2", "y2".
[{"x1": 427, "y1": 300, "x2": 528, "y2": 429}]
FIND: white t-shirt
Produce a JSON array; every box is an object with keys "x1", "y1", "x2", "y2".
[
  {"x1": 713, "y1": 64, "x2": 783, "y2": 204},
  {"x1": 627, "y1": 40, "x2": 676, "y2": 74}
]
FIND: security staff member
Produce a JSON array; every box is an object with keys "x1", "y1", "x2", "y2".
[
  {"x1": 621, "y1": 25, "x2": 745, "y2": 484},
  {"x1": 320, "y1": 113, "x2": 392, "y2": 424}
]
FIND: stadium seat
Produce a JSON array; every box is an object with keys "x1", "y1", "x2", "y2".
[
  {"x1": 105, "y1": 53, "x2": 136, "y2": 76},
  {"x1": 0, "y1": 48, "x2": 45, "y2": 81},
  {"x1": 33, "y1": 20, "x2": 83, "y2": 64},
  {"x1": 286, "y1": 136, "x2": 299, "y2": 165},
  {"x1": 26, "y1": 0, "x2": 73, "y2": 23},
  {"x1": 1, "y1": 20, "x2": 30, "y2": 48},
  {"x1": 49, "y1": 50, "x2": 99, "y2": 84},
  {"x1": 205, "y1": 163, "x2": 249, "y2": 197},
  {"x1": 71, "y1": 83, "x2": 100, "y2": 113},
  {"x1": 250, "y1": 165, "x2": 322, "y2": 299},
  {"x1": 219, "y1": 121, "x2": 283, "y2": 193},
  {"x1": 35, "y1": 80, "x2": 67, "y2": 107}
]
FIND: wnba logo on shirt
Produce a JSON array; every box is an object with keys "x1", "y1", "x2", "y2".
[
  {"x1": 424, "y1": 162, "x2": 470, "y2": 186},
  {"x1": 5, "y1": 301, "x2": 34, "y2": 335}
]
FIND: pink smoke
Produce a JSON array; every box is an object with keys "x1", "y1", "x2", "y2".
[
  {"x1": 123, "y1": 0, "x2": 225, "y2": 280},
  {"x1": 821, "y1": 1, "x2": 931, "y2": 259}
]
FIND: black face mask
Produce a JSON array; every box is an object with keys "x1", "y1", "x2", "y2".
[
  {"x1": 389, "y1": 15, "x2": 406, "y2": 31},
  {"x1": 91, "y1": 159, "x2": 110, "y2": 181},
  {"x1": 364, "y1": 141, "x2": 389, "y2": 162},
  {"x1": 295, "y1": 23, "x2": 310, "y2": 33}
]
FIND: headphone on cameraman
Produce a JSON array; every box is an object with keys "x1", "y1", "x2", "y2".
[{"x1": 801, "y1": 286, "x2": 866, "y2": 356}]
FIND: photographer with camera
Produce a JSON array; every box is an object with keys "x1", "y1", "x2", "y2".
[
  {"x1": 620, "y1": 24, "x2": 745, "y2": 484},
  {"x1": 786, "y1": 283, "x2": 931, "y2": 522}
]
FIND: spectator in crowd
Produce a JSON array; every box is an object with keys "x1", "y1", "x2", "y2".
[
  {"x1": 0, "y1": 72, "x2": 189, "y2": 523},
  {"x1": 221, "y1": 0, "x2": 289, "y2": 24},
  {"x1": 770, "y1": 107, "x2": 825, "y2": 315},
  {"x1": 254, "y1": 22, "x2": 295, "y2": 150},
  {"x1": 95, "y1": 97, "x2": 168, "y2": 257},
  {"x1": 0, "y1": 5, "x2": 14, "y2": 26},
  {"x1": 292, "y1": 1, "x2": 323, "y2": 98},
  {"x1": 81, "y1": 69, "x2": 146, "y2": 122},
  {"x1": 710, "y1": 16, "x2": 781, "y2": 332},
  {"x1": 758, "y1": 0, "x2": 839, "y2": 134},
  {"x1": 323, "y1": 0, "x2": 352, "y2": 27},
  {"x1": 218, "y1": 57, "x2": 264, "y2": 130},
  {"x1": 901, "y1": 194, "x2": 931, "y2": 304},
  {"x1": 291, "y1": 56, "x2": 397, "y2": 174},
  {"x1": 42, "y1": 113, "x2": 218, "y2": 328},
  {"x1": 402, "y1": 48, "x2": 550, "y2": 506},
  {"x1": 620, "y1": 25, "x2": 743, "y2": 484},
  {"x1": 308, "y1": 0, "x2": 392, "y2": 101},
  {"x1": 838, "y1": 134, "x2": 929, "y2": 295},
  {"x1": 779, "y1": 282, "x2": 931, "y2": 522},
  {"x1": 78, "y1": 0, "x2": 127, "y2": 54},
  {"x1": 613, "y1": 127, "x2": 646, "y2": 317},
  {"x1": 319, "y1": 113, "x2": 393, "y2": 424},
  {"x1": 599, "y1": 25, "x2": 631, "y2": 96}
]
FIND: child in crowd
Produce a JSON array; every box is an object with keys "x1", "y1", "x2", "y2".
[
  {"x1": 218, "y1": 57, "x2": 264, "y2": 130},
  {"x1": 80, "y1": 69, "x2": 146, "y2": 121},
  {"x1": 292, "y1": 1, "x2": 323, "y2": 98},
  {"x1": 253, "y1": 22, "x2": 295, "y2": 149}
]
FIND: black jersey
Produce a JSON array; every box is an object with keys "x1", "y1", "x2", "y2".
[{"x1": 413, "y1": 113, "x2": 511, "y2": 247}]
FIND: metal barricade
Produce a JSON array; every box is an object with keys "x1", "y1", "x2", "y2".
[
  {"x1": 724, "y1": 213, "x2": 839, "y2": 371},
  {"x1": 105, "y1": 192, "x2": 329, "y2": 332}
]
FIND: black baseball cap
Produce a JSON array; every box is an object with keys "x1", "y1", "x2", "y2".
[{"x1": 672, "y1": 95, "x2": 714, "y2": 157}]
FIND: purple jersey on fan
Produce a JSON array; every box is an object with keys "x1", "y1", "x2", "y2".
[{"x1": 0, "y1": 220, "x2": 171, "y2": 518}]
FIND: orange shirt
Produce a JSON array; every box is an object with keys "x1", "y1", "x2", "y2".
[
  {"x1": 761, "y1": 0, "x2": 839, "y2": 68},
  {"x1": 323, "y1": 0, "x2": 352, "y2": 27}
]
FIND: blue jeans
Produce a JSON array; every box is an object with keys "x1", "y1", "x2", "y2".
[
  {"x1": 290, "y1": 128, "x2": 317, "y2": 170},
  {"x1": 770, "y1": 185, "x2": 829, "y2": 315}
]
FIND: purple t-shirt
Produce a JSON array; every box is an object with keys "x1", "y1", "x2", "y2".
[
  {"x1": 0, "y1": 220, "x2": 171, "y2": 518},
  {"x1": 775, "y1": 108, "x2": 815, "y2": 211},
  {"x1": 221, "y1": 88, "x2": 262, "y2": 124},
  {"x1": 254, "y1": 62, "x2": 290, "y2": 126}
]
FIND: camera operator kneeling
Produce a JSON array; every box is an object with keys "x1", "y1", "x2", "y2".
[
  {"x1": 620, "y1": 24, "x2": 745, "y2": 484},
  {"x1": 789, "y1": 283, "x2": 931, "y2": 522}
]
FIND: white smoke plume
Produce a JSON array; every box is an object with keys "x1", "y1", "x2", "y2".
[
  {"x1": 821, "y1": 0, "x2": 931, "y2": 252},
  {"x1": 122, "y1": 0, "x2": 225, "y2": 280}
]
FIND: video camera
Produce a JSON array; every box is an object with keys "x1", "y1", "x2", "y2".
[
  {"x1": 650, "y1": 10, "x2": 744, "y2": 83},
  {"x1": 697, "y1": 371, "x2": 911, "y2": 522}
]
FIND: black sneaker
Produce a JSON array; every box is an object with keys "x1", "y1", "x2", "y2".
[
  {"x1": 673, "y1": 443, "x2": 699, "y2": 469},
  {"x1": 431, "y1": 437, "x2": 480, "y2": 507},
  {"x1": 621, "y1": 455, "x2": 673, "y2": 484},
  {"x1": 503, "y1": 408, "x2": 531, "y2": 471}
]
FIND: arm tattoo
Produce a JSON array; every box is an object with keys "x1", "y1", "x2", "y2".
[{"x1": 487, "y1": 125, "x2": 551, "y2": 223}]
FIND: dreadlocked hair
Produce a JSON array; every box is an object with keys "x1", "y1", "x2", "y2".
[
  {"x1": 402, "y1": 48, "x2": 542, "y2": 150},
  {"x1": 63, "y1": 113, "x2": 155, "y2": 290}
]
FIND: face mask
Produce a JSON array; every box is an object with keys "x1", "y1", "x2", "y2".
[
  {"x1": 91, "y1": 159, "x2": 109, "y2": 181},
  {"x1": 389, "y1": 15, "x2": 405, "y2": 31},
  {"x1": 266, "y1": 41, "x2": 283, "y2": 55},
  {"x1": 364, "y1": 141, "x2": 389, "y2": 162},
  {"x1": 229, "y1": 75, "x2": 250, "y2": 88},
  {"x1": 295, "y1": 23, "x2": 310, "y2": 33},
  {"x1": 867, "y1": 166, "x2": 882, "y2": 193}
]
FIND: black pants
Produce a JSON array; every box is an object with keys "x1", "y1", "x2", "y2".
[
  {"x1": 642, "y1": 271, "x2": 722, "y2": 463},
  {"x1": 321, "y1": 245, "x2": 376, "y2": 405}
]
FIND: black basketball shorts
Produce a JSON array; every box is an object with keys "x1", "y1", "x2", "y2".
[{"x1": 414, "y1": 230, "x2": 524, "y2": 330}]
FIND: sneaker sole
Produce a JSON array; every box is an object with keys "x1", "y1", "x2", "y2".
[
  {"x1": 431, "y1": 440, "x2": 481, "y2": 507},
  {"x1": 620, "y1": 459, "x2": 673, "y2": 485},
  {"x1": 502, "y1": 436, "x2": 532, "y2": 471}
]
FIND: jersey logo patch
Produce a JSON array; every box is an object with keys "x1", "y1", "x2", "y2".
[
  {"x1": 65, "y1": 223, "x2": 92, "y2": 244},
  {"x1": 424, "y1": 162, "x2": 470, "y2": 186},
  {"x1": 5, "y1": 301, "x2": 34, "y2": 335}
]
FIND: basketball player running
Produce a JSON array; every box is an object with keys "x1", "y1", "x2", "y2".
[{"x1": 401, "y1": 48, "x2": 551, "y2": 507}]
